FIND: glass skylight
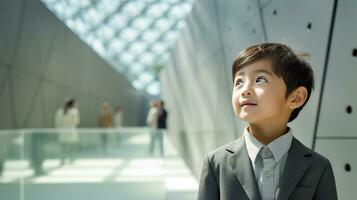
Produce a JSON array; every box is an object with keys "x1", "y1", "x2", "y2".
[{"x1": 41, "y1": 0, "x2": 194, "y2": 95}]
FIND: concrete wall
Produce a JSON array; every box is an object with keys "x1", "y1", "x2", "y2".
[
  {"x1": 0, "y1": 0, "x2": 146, "y2": 129},
  {"x1": 161, "y1": 0, "x2": 356, "y2": 198}
]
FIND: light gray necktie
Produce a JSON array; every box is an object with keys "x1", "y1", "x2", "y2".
[{"x1": 261, "y1": 147, "x2": 276, "y2": 200}]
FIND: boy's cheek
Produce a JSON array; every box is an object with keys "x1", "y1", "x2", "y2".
[{"x1": 231, "y1": 96, "x2": 240, "y2": 115}]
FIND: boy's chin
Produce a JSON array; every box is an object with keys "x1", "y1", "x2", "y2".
[{"x1": 238, "y1": 116, "x2": 257, "y2": 123}]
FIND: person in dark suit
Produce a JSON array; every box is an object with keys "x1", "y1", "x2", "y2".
[
  {"x1": 157, "y1": 100, "x2": 168, "y2": 130},
  {"x1": 198, "y1": 43, "x2": 337, "y2": 200}
]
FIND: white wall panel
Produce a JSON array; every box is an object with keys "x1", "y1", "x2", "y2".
[
  {"x1": 161, "y1": 57, "x2": 185, "y2": 133},
  {"x1": 164, "y1": 0, "x2": 225, "y2": 135},
  {"x1": 161, "y1": 0, "x2": 226, "y2": 178},
  {"x1": 216, "y1": 0, "x2": 265, "y2": 71},
  {"x1": 189, "y1": 0, "x2": 222, "y2": 66},
  {"x1": 263, "y1": 0, "x2": 334, "y2": 146},
  {"x1": 161, "y1": 59, "x2": 197, "y2": 173},
  {"x1": 165, "y1": 32, "x2": 201, "y2": 133},
  {"x1": 171, "y1": 26, "x2": 215, "y2": 131},
  {"x1": 315, "y1": 139, "x2": 357, "y2": 200},
  {"x1": 177, "y1": 2, "x2": 220, "y2": 128},
  {"x1": 317, "y1": 0, "x2": 357, "y2": 137}
]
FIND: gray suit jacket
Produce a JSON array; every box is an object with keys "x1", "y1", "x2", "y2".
[{"x1": 197, "y1": 137, "x2": 337, "y2": 200}]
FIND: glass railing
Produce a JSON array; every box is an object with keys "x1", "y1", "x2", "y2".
[{"x1": 0, "y1": 128, "x2": 198, "y2": 200}]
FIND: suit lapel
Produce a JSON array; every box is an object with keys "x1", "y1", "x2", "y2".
[
  {"x1": 277, "y1": 138, "x2": 312, "y2": 200},
  {"x1": 228, "y1": 138, "x2": 262, "y2": 200}
]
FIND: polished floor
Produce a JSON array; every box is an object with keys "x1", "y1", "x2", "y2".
[{"x1": 0, "y1": 130, "x2": 198, "y2": 200}]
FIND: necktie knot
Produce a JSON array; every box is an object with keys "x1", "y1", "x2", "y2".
[
  {"x1": 261, "y1": 147, "x2": 274, "y2": 159},
  {"x1": 260, "y1": 147, "x2": 276, "y2": 176}
]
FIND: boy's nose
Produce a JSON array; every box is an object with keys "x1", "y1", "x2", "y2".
[
  {"x1": 242, "y1": 90, "x2": 252, "y2": 96},
  {"x1": 242, "y1": 86, "x2": 253, "y2": 96}
]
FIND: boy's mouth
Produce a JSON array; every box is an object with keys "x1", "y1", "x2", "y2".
[{"x1": 240, "y1": 101, "x2": 257, "y2": 107}]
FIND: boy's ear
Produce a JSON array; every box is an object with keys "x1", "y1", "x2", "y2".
[{"x1": 288, "y1": 86, "x2": 308, "y2": 109}]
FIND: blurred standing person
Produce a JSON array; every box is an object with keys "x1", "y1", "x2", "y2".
[
  {"x1": 114, "y1": 107, "x2": 123, "y2": 128},
  {"x1": 147, "y1": 100, "x2": 159, "y2": 156},
  {"x1": 98, "y1": 102, "x2": 113, "y2": 155},
  {"x1": 58, "y1": 98, "x2": 80, "y2": 165},
  {"x1": 146, "y1": 100, "x2": 159, "y2": 129},
  {"x1": 113, "y1": 106, "x2": 123, "y2": 147}
]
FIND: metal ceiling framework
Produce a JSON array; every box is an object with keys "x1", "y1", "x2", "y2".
[{"x1": 41, "y1": 0, "x2": 194, "y2": 95}]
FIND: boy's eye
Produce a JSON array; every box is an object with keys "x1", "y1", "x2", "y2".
[
  {"x1": 235, "y1": 79, "x2": 244, "y2": 87},
  {"x1": 256, "y1": 76, "x2": 267, "y2": 83}
]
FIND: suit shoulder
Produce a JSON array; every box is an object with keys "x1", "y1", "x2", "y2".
[
  {"x1": 294, "y1": 138, "x2": 331, "y2": 165},
  {"x1": 206, "y1": 139, "x2": 241, "y2": 163}
]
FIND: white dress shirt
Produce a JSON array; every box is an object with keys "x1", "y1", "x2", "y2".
[{"x1": 244, "y1": 126, "x2": 293, "y2": 200}]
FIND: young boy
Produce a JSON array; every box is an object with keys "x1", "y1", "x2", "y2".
[{"x1": 197, "y1": 43, "x2": 337, "y2": 200}]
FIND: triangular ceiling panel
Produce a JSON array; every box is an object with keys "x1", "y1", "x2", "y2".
[{"x1": 41, "y1": 0, "x2": 194, "y2": 95}]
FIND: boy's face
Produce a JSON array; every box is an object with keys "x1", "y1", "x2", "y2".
[{"x1": 232, "y1": 59, "x2": 291, "y2": 124}]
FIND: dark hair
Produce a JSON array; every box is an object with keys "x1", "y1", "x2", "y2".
[
  {"x1": 64, "y1": 98, "x2": 75, "y2": 114},
  {"x1": 232, "y1": 43, "x2": 314, "y2": 122}
]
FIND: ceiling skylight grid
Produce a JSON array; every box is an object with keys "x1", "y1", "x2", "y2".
[{"x1": 41, "y1": 0, "x2": 194, "y2": 95}]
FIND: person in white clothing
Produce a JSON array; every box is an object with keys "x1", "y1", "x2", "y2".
[
  {"x1": 146, "y1": 101, "x2": 159, "y2": 129},
  {"x1": 113, "y1": 106, "x2": 123, "y2": 147},
  {"x1": 114, "y1": 107, "x2": 123, "y2": 128},
  {"x1": 146, "y1": 100, "x2": 160, "y2": 156},
  {"x1": 57, "y1": 98, "x2": 80, "y2": 165}
]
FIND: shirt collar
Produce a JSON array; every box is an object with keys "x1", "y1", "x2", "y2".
[
  {"x1": 244, "y1": 126, "x2": 293, "y2": 163},
  {"x1": 267, "y1": 127, "x2": 293, "y2": 162},
  {"x1": 244, "y1": 127, "x2": 264, "y2": 163}
]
